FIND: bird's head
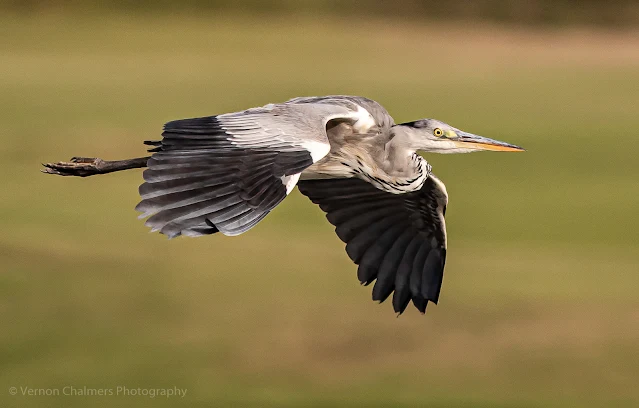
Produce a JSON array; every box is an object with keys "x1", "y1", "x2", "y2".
[{"x1": 395, "y1": 119, "x2": 524, "y2": 154}]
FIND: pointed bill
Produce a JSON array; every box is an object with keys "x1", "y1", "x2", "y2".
[{"x1": 453, "y1": 131, "x2": 525, "y2": 152}]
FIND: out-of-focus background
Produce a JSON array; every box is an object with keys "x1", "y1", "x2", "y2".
[{"x1": 2, "y1": 1, "x2": 638, "y2": 407}]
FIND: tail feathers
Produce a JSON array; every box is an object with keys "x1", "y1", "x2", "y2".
[{"x1": 144, "y1": 140, "x2": 162, "y2": 153}]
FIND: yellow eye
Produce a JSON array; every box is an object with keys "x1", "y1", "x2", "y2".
[{"x1": 434, "y1": 128, "x2": 444, "y2": 137}]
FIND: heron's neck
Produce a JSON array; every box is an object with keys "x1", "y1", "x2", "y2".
[{"x1": 365, "y1": 127, "x2": 431, "y2": 193}]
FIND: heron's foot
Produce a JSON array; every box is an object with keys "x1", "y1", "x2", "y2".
[{"x1": 42, "y1": 157, "x2": 106, "y2": 177}]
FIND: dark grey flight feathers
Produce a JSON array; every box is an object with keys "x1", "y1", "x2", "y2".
[{"x1": 43, "y1": 95, "x2": 524, "y2": 315}]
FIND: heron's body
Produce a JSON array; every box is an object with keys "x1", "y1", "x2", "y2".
[
  {"x1": 294, "y1": 96, "x2": 429, "y2": 193},
  {"x1": 43, "y1": 95, "x2": 523, "y2": 314}
]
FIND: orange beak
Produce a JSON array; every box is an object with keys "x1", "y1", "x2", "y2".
[{"x1": 453, "y1": 131, "x2": 525, "y2": 152}]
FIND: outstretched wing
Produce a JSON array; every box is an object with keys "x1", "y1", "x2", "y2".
[
  {"x1": 297, "y1": 175, "x2": 448, "y2": 314},
  {"x1": 136, "y1": 101, "x2": 376, "y2": 238}
]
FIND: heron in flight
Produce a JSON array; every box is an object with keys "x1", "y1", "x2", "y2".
[{"x1": 43, "y1": 95, "x2": 524, "y2": 314}]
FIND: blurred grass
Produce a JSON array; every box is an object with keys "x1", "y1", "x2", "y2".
[
  {"x1": 1, "y1": 13, "x2": 638, "y2": 408},
  {"x1": 3, "y1": 0, "x2": 639, "y2": 26}
]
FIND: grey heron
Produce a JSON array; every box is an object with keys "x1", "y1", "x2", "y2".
[{"x1": 42, "y1": 95, "x2": 524, "y2": 314}]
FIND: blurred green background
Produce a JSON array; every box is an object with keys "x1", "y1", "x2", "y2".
[{"x1": 1, "y1": 2, "x2": 639, "y2": 407}]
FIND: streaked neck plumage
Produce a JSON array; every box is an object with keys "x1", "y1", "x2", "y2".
[{"x1": 303, "y1": 124, "x2": 431, "y2": 194}]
